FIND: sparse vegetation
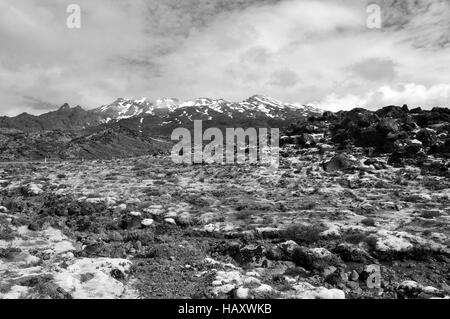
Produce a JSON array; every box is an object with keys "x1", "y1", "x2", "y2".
[
  {"x1": 361, "y1": 218, "x2": 376, "y2": 227},
  {"x1": 235, "y1": 210, "x2": 254, "y2": 221},
  {"x1": 282, "y1": 224, "x2": 325, "y2": 244},
  {"x1": 364, "y1": 235, "x2": 379, "y2": 251},
  {"x1": 420, "y1": 210, "x2": 441, "y2": 219}
]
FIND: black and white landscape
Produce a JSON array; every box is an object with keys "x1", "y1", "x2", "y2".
[{"x1": 0, "y1": 0, "x2": 449, "y2": 300}]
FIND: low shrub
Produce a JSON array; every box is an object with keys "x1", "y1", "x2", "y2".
[{"x1": 282, "y1": 224, "x2": 325, "y2": 244}]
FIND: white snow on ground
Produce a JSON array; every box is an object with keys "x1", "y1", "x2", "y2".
[
  {"x1": 290, "y1": 282, "x2": 345, "y2": 299},
  {"x1": 0, "y1": 225, "x2": 75, "y2": 254},
  {"x1": 54, "y1": 258, "x2": 138, "y2": 299},
  {"x1": 208, "y1": 258, "x2": 346, "y2": 299},
  {"x1": 138, "y1": 117, "x2": 144, "y2": 133},
  {"x1": 0, "y1": 216, "x2": 138, "y2": 299}
]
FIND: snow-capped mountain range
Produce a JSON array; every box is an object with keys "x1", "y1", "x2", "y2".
[
  {"x1": 92, "y1": 95, "x2": 322, "y2": 122},
  {"x1": 0, "y1": 95, "x2": 322, "y2": 135}
]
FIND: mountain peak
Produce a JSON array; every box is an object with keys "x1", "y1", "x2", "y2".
[
  {"x1": 59, "y1": 103, "x2": 71, "y2": 111},
  {"x1": 246, "y1": 95, "x2": 284, "y2": 106},
  {"x1": 249, "y1": 94, "x2": 272, "y2": 100}
]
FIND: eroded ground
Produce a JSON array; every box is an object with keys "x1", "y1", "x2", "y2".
[{"x1": 0, "y1": 151, "x2": 449, "y2": 299}]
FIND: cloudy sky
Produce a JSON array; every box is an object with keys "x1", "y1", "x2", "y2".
[{"x1": 0, "y1": 0, "x2": 449, "y2": 115}]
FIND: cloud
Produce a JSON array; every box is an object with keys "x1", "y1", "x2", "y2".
[
  {"x1": 377, "y1": 0, "x2": 450, "y2": 49},
  {"x1": 315, "y1": 83, "x2": 450, "y2": 111},
  {"x1": 0, "y1": 0, "x2": 449, "y2": 115},
  {"x1": 269, "y1": 69, "x2": 300, "y2": 87},
  {"x1": 23, "y1": 96, "x2": 59, "y2": 112},
  {"x1": 349, "y1": 58, "x2": 397, "y2": 82}
]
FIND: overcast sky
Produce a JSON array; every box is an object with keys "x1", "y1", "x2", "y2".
[{"x1": 0, "y1": 0, "x2": 449, "y2": 115}]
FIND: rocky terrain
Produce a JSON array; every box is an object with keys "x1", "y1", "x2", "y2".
[{"x1": 0, "y1": 99, "x2": 449, "y2": 299}]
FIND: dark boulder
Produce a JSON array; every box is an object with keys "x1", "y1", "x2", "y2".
[
  {"x1": 429, "y1": 139, "x2": 450, "y2": 156},
  {"x1": 331, "y1": 130, "x2": 351, "y2": 146},
  {"x1": 375, "y1": 105, "x2": 408, "y2": 119},
  {"x1": 293, "y1": 134, "x2": 317, "y2": 147},
  {"x1": 342, "y1": 108, "x2": 379, "y2": 128},
  {"x1": 364, "y1": 158, "x2": 387, "y2": 170},
  {"x1": 233, "y1": 244, "x2": 266, "y2": 266},
  {"x1": 392, "y1": 139, "x2": 423, "y2": 156},
  {"x1": 353, "y1": 127, "x2": 385, "y2": 148},
  {"x1": 415, "y1": 108, "x2": 450, "y2": 127},
  {"x1": 416, "y1": 129, "x2": 437, "y2": 147},
  {"x1": 323, "y1": 154, "x2": 353, "y2": 172},
  {"x1": 110, "y1": 268, "x2": 125, "y2": 281},
  {"x1": 377, "y1": 118, "x2": 400, "y2": 134}
]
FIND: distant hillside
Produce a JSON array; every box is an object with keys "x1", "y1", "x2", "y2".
[
  {"x1": 0, "y1": 127, "x2": 170, "y2": 161},
  {"x1": 0, "y1": 104, "x2": 106, "y2": 132}
]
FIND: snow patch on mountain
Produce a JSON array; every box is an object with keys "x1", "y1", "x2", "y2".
[{"x1": 92, "y1": 95, "x2": 322, "y2": 122}]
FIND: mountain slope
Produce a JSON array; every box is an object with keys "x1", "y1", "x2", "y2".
[
  {"x1": 0, "y1": 104, "x2": 106, "y2": 132},
  {"x1": 61, "y1": 127, "x2": 170, "y2": 160},
  {"x1": 0, "y1": 126, "x2": 170, "y2": 161}
]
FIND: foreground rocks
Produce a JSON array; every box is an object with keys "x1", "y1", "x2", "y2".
[
  {"x1": 0, "y1": 217, "x2": 137, "y2": 299},
  {"x1": 0, "y1": 152, "x2": 449, "y2": 299}
]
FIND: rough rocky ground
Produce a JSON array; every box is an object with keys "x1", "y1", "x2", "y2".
[{"x1": 0, "y1": 149, "x2": 449, "y2": 299}]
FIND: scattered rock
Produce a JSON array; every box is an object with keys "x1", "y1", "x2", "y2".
[
  {"x1": 234, "y1": 245, "x2": 265, "y2": 266},
  {"x1": 176, "y1": 212, "x2": 193, "y2": 226},
  {"x1": 278, "y1": 240, "x2": 301, "y2": 259},
  {"x1": 323, "y1": 266, "x2": 337, "y2": 278},
  {"x1": 141, "y1": 219, "x2": 154, "y2": 227},
  {"x1": 396, "y1": 281, "x2": 446, "y2": 299},
  {"x1": 164, "y1": 218, "x2": 176, "y2": 225},
  {"x1": 234, "y1": 287, "x2": 250, "y2": 299},
  {"x1": 349, "y1": 270, "x2": 359, "y2": 281},
  {"x1": 360, "y1": 264, "x2": 381, "y2": 289},
  {"x1": 323, "y1": 154, "x2": 353, "y2": 172},
  {"x1": 290, "y1": 282, "x2": 345, "y2": 299},
  {"x1": 110, "y1": 268, "x2": 125, "y2": 281},
  {"x1": 115, "y1": 204, "x2": 127, "y2": 212},
  {"x1": 129, "y1": 211, "x2": 142, "y2": 217},
  {"x1": 23, "y1": 183, "x2": 43, "y2": 196}
]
